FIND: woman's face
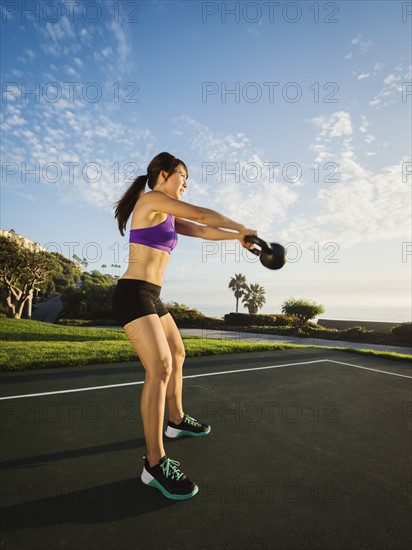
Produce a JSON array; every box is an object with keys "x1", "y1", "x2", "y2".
[{"x1": 160, "y1": 164, "x2": 188, "y2": 200}]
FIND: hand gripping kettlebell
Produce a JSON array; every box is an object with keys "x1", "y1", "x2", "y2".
[{"x1": 245, "y1": 236, "x2": 287, "y2": 270}]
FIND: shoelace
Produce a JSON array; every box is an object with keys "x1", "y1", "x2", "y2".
[
  {"x1": 184, "y1": 414, "x2": 201, "y2": 427},
  {"x1": 160, "y1": 458, "x2": 184, "y2": 481}
]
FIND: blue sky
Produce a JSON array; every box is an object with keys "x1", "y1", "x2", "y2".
[{"x1": 1, "y1": 0, "x2": 411, "y2": 321}]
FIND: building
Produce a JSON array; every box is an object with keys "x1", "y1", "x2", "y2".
[{"x1": 0, "y1": 229, "x2": 46, "y2": 252}]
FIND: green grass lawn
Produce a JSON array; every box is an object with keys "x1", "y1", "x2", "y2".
[{"x1": 1, "y1": 318, "x2": 411, "y2": 372}]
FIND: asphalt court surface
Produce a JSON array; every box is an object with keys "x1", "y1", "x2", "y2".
[{"x1": 1, "y1": 347, "x2": 411, "y2": 550}]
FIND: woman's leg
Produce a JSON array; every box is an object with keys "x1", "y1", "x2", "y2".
[
  {"x1": 160, "y1": 312, "x2": 212, "y2": 439},
  {"x1": 123, "y1": 314, "x2": 172, "y2": 467},
  {"x1": 159, "y1": 313, "x2": 186, "y2": 424}
]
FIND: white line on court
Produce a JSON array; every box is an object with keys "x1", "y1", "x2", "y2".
[
  {"x1": 0, "y1": 359, "x2": 410, "y2": 401},
  {"x1": 327, "y1": 359, "x2": 412, "y2": 379},
  {"x1": 0, "y1": 380, "x2": 144, "y2": 401},
  {"x1": 0, "y1": 360, "x2": 324, "y2": 401}
]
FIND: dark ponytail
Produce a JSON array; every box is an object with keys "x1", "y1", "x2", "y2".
[
  {"x1": 114, "y1": 175, "x2": 148, "y2": 236},
  {"x1": 113, "y1": 152, "x2": 188, "y2": 236}
]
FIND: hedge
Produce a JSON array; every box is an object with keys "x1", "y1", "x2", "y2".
[
  {"x1": 224, "y1": 312, "x2": 299, "y2": 327},
  {"x1": 391, "y1": 322, "x2": 412, "y2": 345}
]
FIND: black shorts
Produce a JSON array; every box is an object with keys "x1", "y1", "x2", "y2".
[{"x1": 112, "y1": 279, "x2": 169, "y2": 328}]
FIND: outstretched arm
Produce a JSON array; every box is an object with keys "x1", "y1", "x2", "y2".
[
  {"x1": 175, "y1": 218, "x2": 257, "y2": 249},
  {"x1": 142, "y1": 190, "x2": 247, "y2": 233}
]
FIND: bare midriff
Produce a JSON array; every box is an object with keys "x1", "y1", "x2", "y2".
[{"x1": 119, "y1": 242, "x2": 171, "y2": 286}]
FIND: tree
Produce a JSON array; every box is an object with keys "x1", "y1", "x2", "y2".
[
  {"x1": 60, "y1": 280, "x2": 115, "y2": 320},
  {"x1": 242, "y1": 283, "x2": 266, "y2": 314},
  {"x1": 228, "y1": 273, "x2": 248, "y2": 313},
  {"x1": 281, "y1": 298, "x2": 325, "y2": 327},
  {"x1": 50, "y1": 252, "x2": 83, "y2": 291},
  {"x1": 0, "y1": 235, "x2": 58, "y2": 319},
  {"x1": 111, "y1": 263, "x2": 121, "y2": 277},
  {"x1": 82, "y1": 270, "x2": 116, "y2": 285}
]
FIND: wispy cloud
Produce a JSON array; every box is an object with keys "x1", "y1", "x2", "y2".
[
  {"x1": 17, "y1": 48, "x2": 36, "y2": 63},
  {"x1": 106, "y1": 20, "x2": 133, "y2": 76},
  {"x1": 45, "y1": 16, "x2": 75, "y2": 42},
  {"x1": 102, "y1": 47, "x2": 113, "y2": 58},
  {"x1": 25, "y1": 48, "x2": 36, "y2": 59},
  {"x1": 373, "y1": 62, "x2": 385, "y2": 74},
  {"x1": 6, "y1": 114, "x2": 26, "y2": 126},
  {"x1": 37, "y1": 14, "x2": 81, "y2": 58},
  {"x1": 172, "y1": 116, "x2": 298, "y2": 235},
  {"x1": 29, "y1": 5, "x2": 134, "y2": 81},
  {"x1": 369, "y1": 62, "x2": 410, "y2": 109},
  {"x1": 1, "y1": 72, "x2": 155, "y2": 209},
  {"x1": 359, "y1": 115, "x2": 368, "y2": 133},
  {"x1": 35, "y1": 108, "x2": 401, "y2": 250},
  {"x1": 284, "y1": 111, "x2": 411, "y2": 247},
  {"x1": 246, "y1": 19, "x2": 262, "y2": 37},
  {"x1": 246, "y1": 27, "x2": 261, "y2": 37},
  {"x1": 345, "y1": 33, "x2": 372, "y2": 60},
  {"x1": 310, "y1": 111, "x2": 353, "y2": 139}
]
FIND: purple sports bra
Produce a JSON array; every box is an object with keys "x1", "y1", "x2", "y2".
[{"x1": 129, "y1": 214, "x2": 178, "y2": 254}]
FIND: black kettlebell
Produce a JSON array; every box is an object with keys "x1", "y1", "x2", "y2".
[{"x1": 245, "y1": 236, "x2": 287, "y2": 270}]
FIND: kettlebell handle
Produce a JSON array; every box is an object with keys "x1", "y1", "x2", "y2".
[
  {"x1": 245, "y1": 235, "x2": 287, "y2": 270},
  {"x1": 244, "y1": 235, "x2": 272, "y2": 256}
]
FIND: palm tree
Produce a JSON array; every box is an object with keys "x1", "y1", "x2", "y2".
[
  {"x1": 111, "y1": 263, "x2": 121, "y2": 278},
  {"x1": 228, "y1": 273, "x2": 248, "y2": 313},
  {"x1": 242, "y1": 283, "x2": 266, "y2": 314}
]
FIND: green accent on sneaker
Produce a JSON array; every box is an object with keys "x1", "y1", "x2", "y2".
[
  {"x1": 184, "y1": 414, "x2": 201, "y2": 427},
  {"x1": 172, "y1": 428, "x2": 211, "y2": 438},
  {"x1": 165, "y1": 413, "x2": 211, "y2": 439},
  {"x1": 146, "y1": 478, "x2": 199, "y2": 500},
  {"x1": 159, "y1": 458, "x2": 184, "y2": 481}
]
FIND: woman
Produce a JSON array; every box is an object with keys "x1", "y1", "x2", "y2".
[{"x1": 113, "y1": 152, "x2": 257, "y2": 500}]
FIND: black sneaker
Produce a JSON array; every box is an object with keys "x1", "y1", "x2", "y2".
[
  {"x1": 141, "y1": 455, "x2": 198, "y2": 500},
  {"x1": 165, "y1": 413, "x2": 211, "y2": 439}
]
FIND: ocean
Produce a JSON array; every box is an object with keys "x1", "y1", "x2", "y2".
[{"x1": 196, "y1": 305, "x2": 411, "y2": 323}]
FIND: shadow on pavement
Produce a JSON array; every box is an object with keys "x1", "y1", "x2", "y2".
[
  {"x1": 1, "y1": 476, "x2": 176, "y2": 530},
  {"x1": 0, "y1": 437, "x2": 147, "y2": 470}
]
